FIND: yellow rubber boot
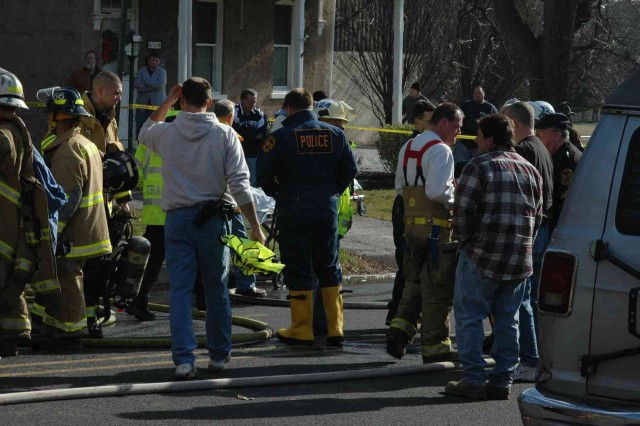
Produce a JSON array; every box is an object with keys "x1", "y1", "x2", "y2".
[
  {"x1": 276, "y1": 290, "x2": 314, "y2": 346},
  {"x1": 321, "y1": 285, "x2": 344, "y2": 347}
]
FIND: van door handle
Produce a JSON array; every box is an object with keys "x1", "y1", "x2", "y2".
[{"x1": 591, "y1": 239, "x2": 640, "y2": 281}]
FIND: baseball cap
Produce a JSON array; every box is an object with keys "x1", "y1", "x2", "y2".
[{"x1": 536, "y1": 113, "x2": 570, "y2": 130}]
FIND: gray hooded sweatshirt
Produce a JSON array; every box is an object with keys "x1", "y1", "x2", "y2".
[{"x1": 139, "y1": 111, "x2": 252, "y2": 211}]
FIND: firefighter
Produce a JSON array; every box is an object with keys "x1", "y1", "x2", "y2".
[
  {"x1": 0, "y1": 69, "x2": 58, "y2": 356},
  {"x1": 386, "y1": 102, "x2": 460, "y2": 363},
  {"x1": 77, "y1": 71, "x2": 132, "y2": 337},
  {"x1": 36, "y1": 87, "x2": 111, "y2": 348},
  {"x1": 257, "y1": 88, "x2": 357, "y2": 347}
]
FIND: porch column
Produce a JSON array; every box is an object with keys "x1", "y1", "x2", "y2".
[
  {"x1": 178, "y1": 0, "x2": 193, "y2": 82},
  {"x1": 392, "y1": 0, "x2": 404, "y2": 124}
]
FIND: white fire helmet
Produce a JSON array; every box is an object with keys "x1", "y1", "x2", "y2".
[
  {"x1": 0, "y1": 69, "x2": 28, "y2": 109},
  {"x1": 499, "y1": 98, "x2": 520, "y2": 112},
  {"x1": 528, "y1": 100, "x2": 555, "y2": 121},
  {"x1": 313, "y1": 99, "x2": 356, "y2": 123}
]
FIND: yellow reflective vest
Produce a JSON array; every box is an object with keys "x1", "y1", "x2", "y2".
[
  {"x1": 134, "y1": 143, "x2": 165, "y2": 225},
  {"x1": 220, "y1": 235, "x2": 285, "y2": 276},
  {"x1": 42, "y1": 127, "x2": 111, "y2": 259}
]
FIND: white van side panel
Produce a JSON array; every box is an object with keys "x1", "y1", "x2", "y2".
[
  {"x1": 537, "y1": 114, "x2": 628, "y2": 399},
  {"x1": 588, "y1": 116, "x2": 640, "y2": 403}
]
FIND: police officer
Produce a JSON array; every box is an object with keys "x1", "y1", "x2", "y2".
[
  {"x1": 386, "y1": 102, "x2": 460, "y2": 363},
  {"x1": 0, "y1": 69, "x2": 59, "y2": 356},
  {"x1": 257, "y1": 88, "x2": 357, "y2": 347},
  {"x1": 37, "y1": 86, "x2": 111, "y2": 349},
  {"x1": 536, "y1": 113, "x2": 582, "y2": 231}
]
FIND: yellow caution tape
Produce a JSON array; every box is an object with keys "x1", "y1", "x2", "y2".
[{"x1": 343, "y1": 124, "x2": 476, "y2": 140}]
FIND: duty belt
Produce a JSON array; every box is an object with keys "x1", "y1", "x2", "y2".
[{"x1": 405, "y1": 217, "x2": 452, "y2": 228}]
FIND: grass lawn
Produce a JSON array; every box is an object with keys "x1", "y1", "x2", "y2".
[{"x1": 353, "y1": 189, "x2": 396, "y2": 222}]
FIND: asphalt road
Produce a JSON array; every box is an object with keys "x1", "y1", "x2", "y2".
[{"x1": 0, "y1": 281, "x2": 526, "y2": 425}]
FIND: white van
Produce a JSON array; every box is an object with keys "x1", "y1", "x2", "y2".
[{"x1": 518, "y1": 71, "x2": 640, "y2": 424}]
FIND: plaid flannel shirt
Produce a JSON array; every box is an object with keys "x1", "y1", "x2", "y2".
[{"x1": 454, "y1": 148, "x2": 543, "y2": 280}]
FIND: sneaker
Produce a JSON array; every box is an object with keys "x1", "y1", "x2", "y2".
[
  {"x1": 208, "y1": 355, "x2": 231, "y2": 371},
  {"x1": 485, "y1": 383, "x2": 511, "y2": 400},
  {"x1": 512, "y1": 363, "x2": 537, "y2": 383},
  {"x1": 175, "y1": 363, "x2": 197, "y2": 380},
  {"x1": 125, "y1": 304, "x2": 156, "y2": 321},
  {"x1": 444, "y1": 379, "x2": 486, "y2": 399},
  {"x1": 235, "y1": 287, "x2": 267, "y2": 298}
]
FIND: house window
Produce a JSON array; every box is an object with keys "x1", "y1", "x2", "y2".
[
  {"x1": 194, "y1": 0, "x2": 223, "y2": 93},
  {"x1": 273, "y1": 2, "x2": 293, "y2": 90}
]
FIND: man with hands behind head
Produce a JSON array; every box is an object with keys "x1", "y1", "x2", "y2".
[{"x1": 139, "y1": 78, "x2": 265, "y2": 380}]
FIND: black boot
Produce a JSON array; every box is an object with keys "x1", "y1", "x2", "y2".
[{"x1": 87, "y1": 317, "x2": 103, "y2": 338}]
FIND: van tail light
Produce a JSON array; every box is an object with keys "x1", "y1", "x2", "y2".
[{"x1": 538, "y1": 251, "x2": 577, "y2": 316}]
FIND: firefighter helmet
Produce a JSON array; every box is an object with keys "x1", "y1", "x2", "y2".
[
  {"x1": 103, "y1": 150, "x2": 139, "y2": 194},
  {"x1": 0, "y1": 69, "x2": 28, "y2": 109},
  {"x1": 36, "y1": 86, "x2": 90, "y2": 118},
  {"x1": 313, "y1": 99, "x2": 356, "y2": 123},
  {"x1": 528, "y1": 100, "x2": 555, "y2": 121}
]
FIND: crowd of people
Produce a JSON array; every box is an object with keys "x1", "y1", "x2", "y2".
[
  {"x1": 391, "y1": 83, "x2": 582, "y2": 399},
  {"x1": 1, "y1": 49, "x2": 583, "y2": 399}
]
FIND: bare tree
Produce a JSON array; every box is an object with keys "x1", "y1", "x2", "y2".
[{"x1": 491, "y1": 0, "x2": 639, "y2": 107}]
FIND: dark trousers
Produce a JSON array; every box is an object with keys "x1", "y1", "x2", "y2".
[
  {"x1": 387, "y1": 194, "x2": 406, "y2": 320},
  {"x1": 83, "y1": 256, "x2": 105, "y2": 320}
]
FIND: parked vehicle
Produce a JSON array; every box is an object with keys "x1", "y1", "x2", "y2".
[{"x1": 518, "y1": 71, "x2": 640, "y2": 424}]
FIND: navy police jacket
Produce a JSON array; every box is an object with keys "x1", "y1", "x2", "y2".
[{"x1": 257, "y1": 109, "x2": 357, "y2": 199}]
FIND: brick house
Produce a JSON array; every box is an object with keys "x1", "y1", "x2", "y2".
[{"x1": 1, "y1": 0, "x2": 336, "y2": 147}]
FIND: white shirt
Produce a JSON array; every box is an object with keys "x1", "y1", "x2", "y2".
[{"x1": 394, "y1": 130, "x2": 455, "y2": 210}]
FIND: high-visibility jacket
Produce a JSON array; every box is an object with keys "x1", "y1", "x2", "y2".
[
  {"x1": 78, "y1": 92, "x2": 132, "y2": 205},
  {"x1": 134, "y1": 143, "x2": 165, "y2": 225},
  {"x1": 220, "y1": 234, "x2": 285, "y2": 276},
  {"x1": 0, "y1": 111, "x2": 58, "y2": 293},
  {"x1": 42, "y1": 127, "x2": 111, "y2": 259}
]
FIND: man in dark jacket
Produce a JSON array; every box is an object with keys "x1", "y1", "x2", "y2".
[
  {"x1": 233, "y1": 89, "x2": 267, "y2": 187},
  {"x1": 257, "y1": 88, "x2": 357, "y2": 348},
  {"x1": 504, "y1": 101, "x2": 554, "y2": 382}
]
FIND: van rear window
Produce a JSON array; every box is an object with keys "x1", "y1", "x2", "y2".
[{"x1": 616, "y1": 128, "x2": 640, "y2": 235}]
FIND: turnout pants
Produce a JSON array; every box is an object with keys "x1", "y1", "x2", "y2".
[
  {"x1": 389, "y1": 186, "x2": 456, "y2": 357},
  {"x1": 39, "y1": 258, "x2": 86, "y2": 335},
  {"x1": 0, "y1": 260, "x2": 31, "y2": 340}
]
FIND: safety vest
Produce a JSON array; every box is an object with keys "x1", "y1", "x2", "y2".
[
  {"x1": 337, "y1": 187, "x2": 353, "y2": 238},
  {"x1": 42, "y1": 127, "x2": 112, "y2": 259},
  {"x1": 0, "y1": 112, "x2": 58, "y2": 294},
  {"x1": 337, "y1": 141, "x2": 357, "y2": 238},
  {"x1": 134, "y1": 143, "x2": 165, "y2": 225},
  {"x1": 220, "y1": 234, "x2": 285, "y2": 276}
]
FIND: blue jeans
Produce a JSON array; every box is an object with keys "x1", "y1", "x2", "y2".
[
  {"x1": 245, "y1": 156, "x2": 257, "y2": 187},
  {"x1": 454, "y1": 251, "x2": 526, "y2": 387},
  {"x1": 518, "y1": 222, "x2": 550, "y2": 366},
  {"x1": 165, "y1": 206, "x2": 231, "y2": 366},
  {"x1": 231, "y1": 212, "x2": 256, "y2": 291}
]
